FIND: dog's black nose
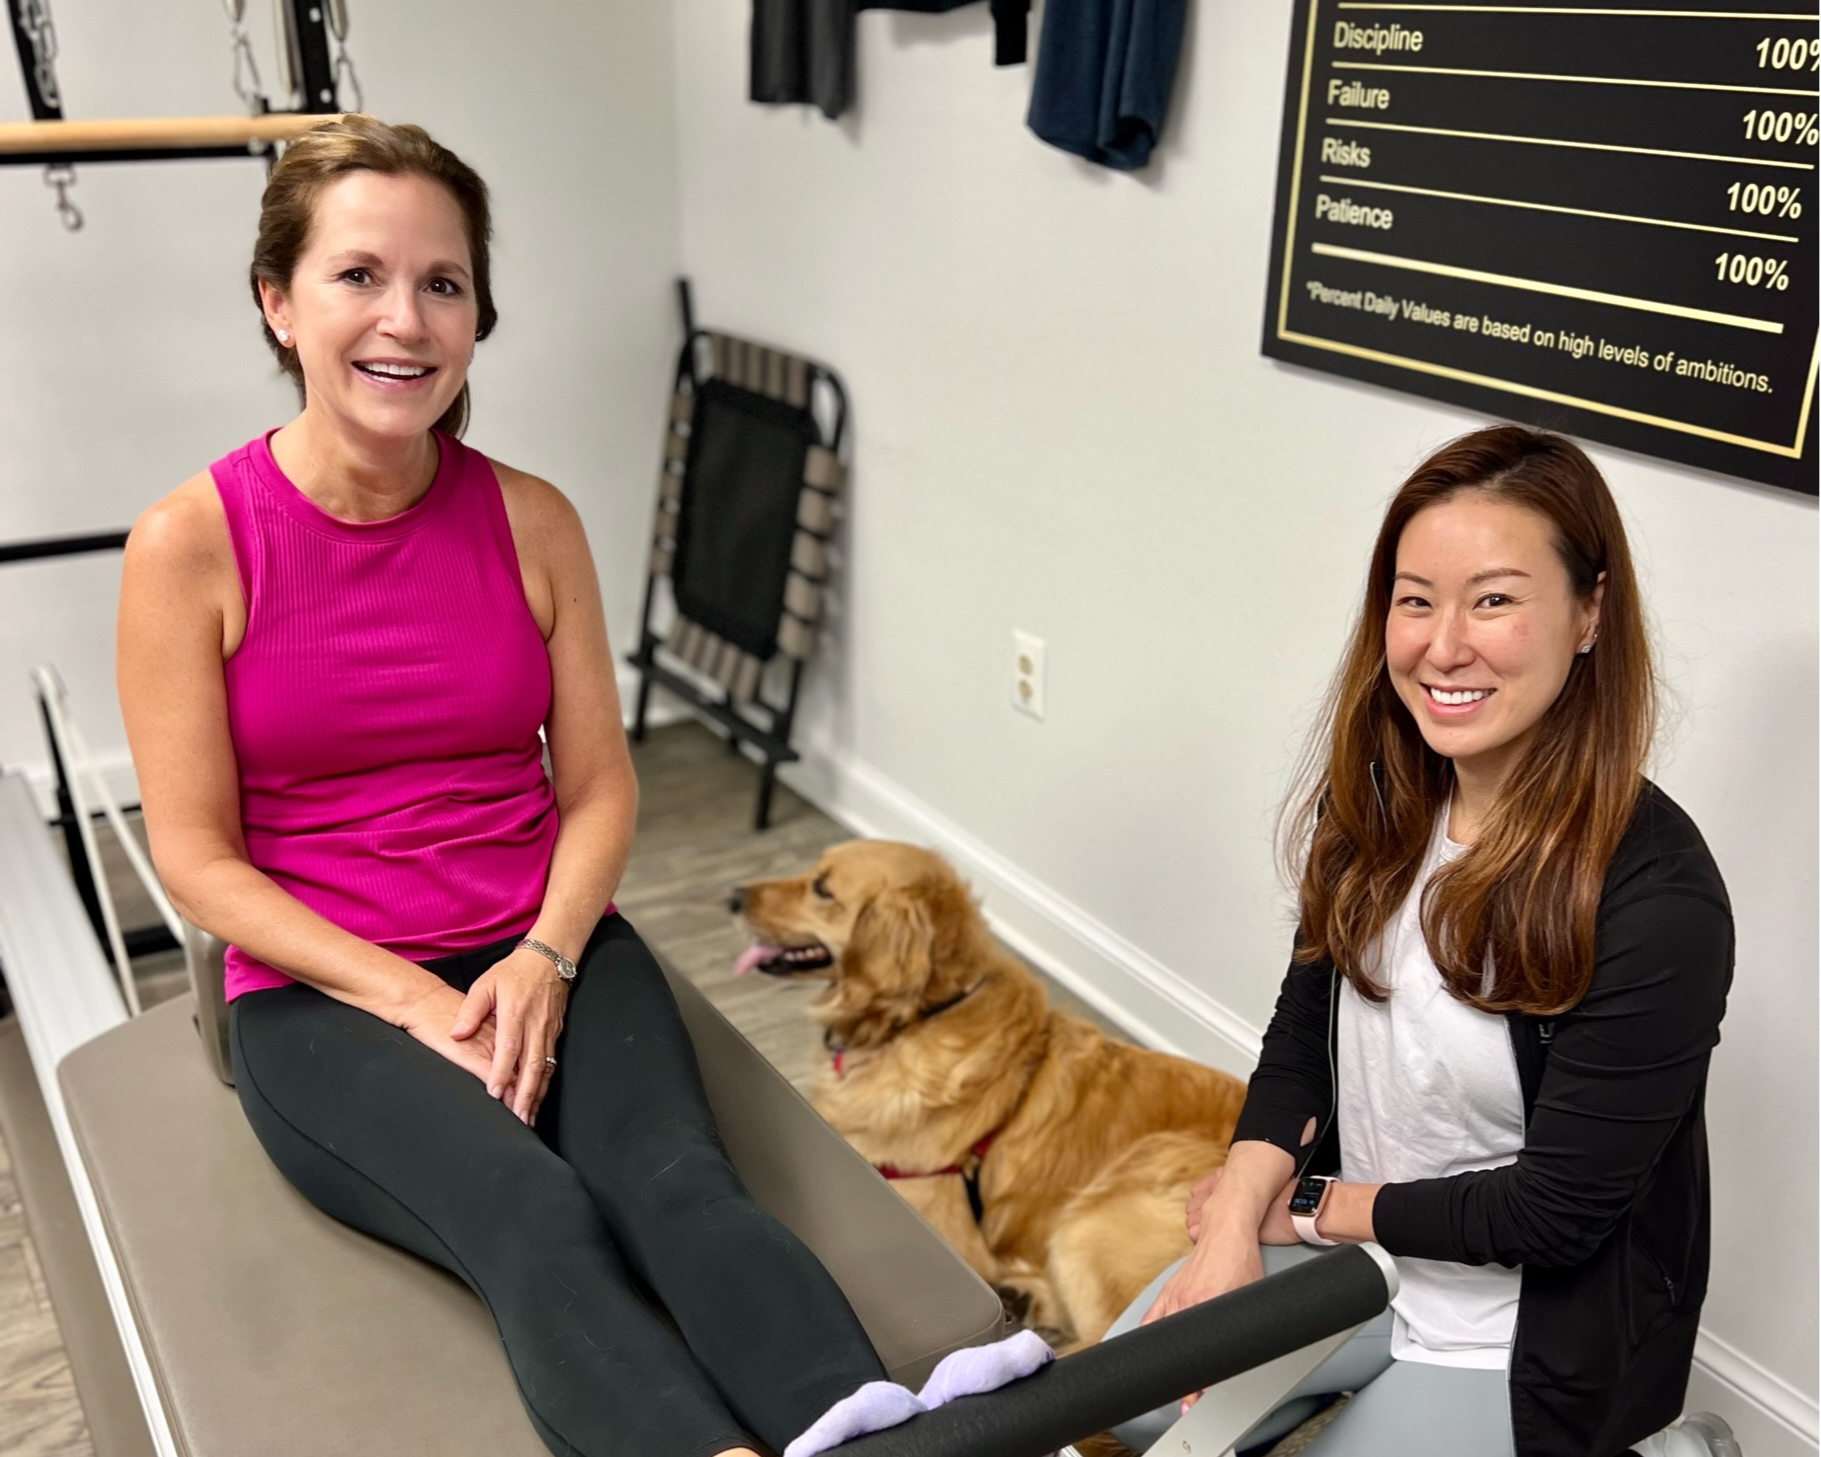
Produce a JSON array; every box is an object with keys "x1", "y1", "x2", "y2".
[{"x1": 727, "y1": 886, "x2": 747, "y2": 915}]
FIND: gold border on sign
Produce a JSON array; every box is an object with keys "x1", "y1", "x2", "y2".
[{"x1": 1276, "y1": 0, "x2": 1820, "y2": 461}]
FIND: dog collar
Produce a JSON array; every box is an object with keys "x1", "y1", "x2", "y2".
[{"x1": 825, "y1": 979, "x2": 987, "y2": 1079}]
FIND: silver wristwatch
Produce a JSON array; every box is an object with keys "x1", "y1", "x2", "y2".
[{"x1": 518, "y1": 937, "x2": 577, "y2": 982}]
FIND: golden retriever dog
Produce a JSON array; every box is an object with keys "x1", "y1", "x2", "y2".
[{"x1": 730, "y1": 840, "x2": 1248, "y2": 1347}]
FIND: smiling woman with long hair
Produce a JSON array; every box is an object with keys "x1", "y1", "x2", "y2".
[{"x1": 1110, "y1": 427, "x2": 1733, "y2": 1457}]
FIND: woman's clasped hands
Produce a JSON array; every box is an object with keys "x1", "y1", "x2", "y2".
[{"x1": 395, "y1": 946, "x2": 571, "y2": 1125}]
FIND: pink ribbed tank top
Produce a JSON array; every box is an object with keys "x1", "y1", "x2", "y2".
[{"x1": 212, "y1": 431, "x2": 558, "y2": 1001}]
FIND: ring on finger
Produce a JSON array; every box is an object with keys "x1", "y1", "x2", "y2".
[{"x1": 543, "y1": 1055, "x2": 558, "y2": 1070}]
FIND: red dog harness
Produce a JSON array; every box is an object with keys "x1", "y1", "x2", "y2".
[
  {"x1": 873, "y1": 1130, "x2": 1001, "y2": 1183},
  {"x1": 830, "y1": 1045, "x2": 1000, "y2": 1220}
]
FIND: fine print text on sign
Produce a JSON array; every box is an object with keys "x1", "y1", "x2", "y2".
[{"x1": 1262, "y1": 1, "x2": 1819, "y2": 496}]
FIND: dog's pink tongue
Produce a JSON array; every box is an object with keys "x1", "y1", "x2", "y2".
[{"x1": 733, "y1": 943, "x2": 779, "y2": 978}]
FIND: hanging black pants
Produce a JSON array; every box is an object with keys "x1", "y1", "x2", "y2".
[{"x1": 229, "y1": 914, "x2": 885, "y2": 1457}]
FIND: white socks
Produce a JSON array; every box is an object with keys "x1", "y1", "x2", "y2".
[{"x1": 784, "y1": 1331, "x2": 1055, "y2": 1457}]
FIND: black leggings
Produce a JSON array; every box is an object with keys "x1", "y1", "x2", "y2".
[{"x1": 229, "y1": 915, "x2": 885, "y2": 1457}]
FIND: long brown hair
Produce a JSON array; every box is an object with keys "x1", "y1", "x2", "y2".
[
  {"x1": 249, "y1": 115, "x2": 496, "y2": 437},
  {"x1": 1284, "y1": 426, "x2": 1655, "y2": 1016}
]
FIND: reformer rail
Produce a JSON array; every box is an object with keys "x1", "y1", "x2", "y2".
[{"x1": 841, "y1": 1245, "x2": 1398, "y2": 1457}]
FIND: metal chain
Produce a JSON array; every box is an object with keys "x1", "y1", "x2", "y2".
[
  {"x1": 17, "y1": 0, "x2": 63, "y2": 111},
  {"x1": 17, "y1": 0, "x2": 78, "y2": 229},
  {"x1": 219, "y1": 0, "x2": 268, "y2": 113},
  {"x1": 327, "y1": 0, "x2": 362, "y2": 112},
  {"x1": 44, "y1": 164, "x2": 82, "y2": 232},
  {"x1": 268, "y1": 0, "x2": 293, "y2": 104},
  {"x1": 332, "y1": 46, "x2": 362, "y2": 111}
]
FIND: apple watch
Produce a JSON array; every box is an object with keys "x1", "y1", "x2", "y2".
[{"x1": 1288, "y1": 1174, "x2": 1338, "y2": 1246}]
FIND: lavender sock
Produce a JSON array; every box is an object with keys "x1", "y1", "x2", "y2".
[
  {"x1": 915, "y1": 1329, "x2": 1055, "y2": 1408},
  {"x1": 782, "y1": 1381, "x2": 926, "y2": 1457}
]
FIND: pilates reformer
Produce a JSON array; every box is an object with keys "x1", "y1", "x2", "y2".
[{"x1": 3, "y1": 0, "x2": 356, "y2": 229}]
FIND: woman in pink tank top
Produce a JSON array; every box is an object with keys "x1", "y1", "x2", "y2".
[{"x1": 118, "y1": 117, "x2": 884, "y2": 1457}]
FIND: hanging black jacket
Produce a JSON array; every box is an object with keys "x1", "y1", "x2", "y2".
[
  {"x1": 751, "y1": 0, "x2": 854, "y2": 120},
  {"x1": 857, "y1": 0, "x2": 1032, "y2": 66},
  {"x1": 1231, "y1": 782, "x2": 1733, "y2": 1457}
]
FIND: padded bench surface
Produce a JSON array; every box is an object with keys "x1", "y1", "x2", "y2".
[{"x1": 60, "y1": 979, "x2": 1000, "y2": 1457}]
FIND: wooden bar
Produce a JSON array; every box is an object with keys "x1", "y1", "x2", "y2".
[{"x1": 0, "y1": 113, "x2": 343, "y2": 157}]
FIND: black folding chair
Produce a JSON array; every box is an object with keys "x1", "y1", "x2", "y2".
[{"x1": 626, "y1": 287, "x2": 847, "y2": 829}]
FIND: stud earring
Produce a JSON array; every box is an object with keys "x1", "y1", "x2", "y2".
[{"x1": 275, "y1": 329, "x2": 290, "y2": 345}]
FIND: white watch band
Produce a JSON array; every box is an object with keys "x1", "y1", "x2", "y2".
[{"x1": 1292, "y1": 1178, "x2": 1338, "y2": 1246}]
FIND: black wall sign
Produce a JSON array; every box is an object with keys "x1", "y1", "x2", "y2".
[{"x1": 1263, "y1": 1, "x2": 1818, "y2": 496}]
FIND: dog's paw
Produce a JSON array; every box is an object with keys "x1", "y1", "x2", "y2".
[{"x1": 993, "y1": 1284, "x2": 1033, "y2": 1326}]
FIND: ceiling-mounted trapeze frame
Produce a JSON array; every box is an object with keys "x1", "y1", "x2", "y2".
[{"x1": 1, "y1": 0, "x2": 347, "y2": 170}]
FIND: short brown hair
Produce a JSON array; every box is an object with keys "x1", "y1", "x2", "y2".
[
  {"x1": 249, "y1": 115, "x2": 496, "y2": 437},
  {"x1": 1285, "y1": 426, "x2": 1655, "y2": 1016}
]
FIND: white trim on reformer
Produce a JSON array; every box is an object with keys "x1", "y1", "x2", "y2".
[
  {"x1": 32, "y1": 667, "x2": 181, "y2": 941},
  {"x1": 31, "y1": 668, "x2": 138, "y2": 1014},
  {"x1": 0, "y1": 771, "x2": 181, "y2": 1457},
  {"x1": 31, "y1": 664, "x2": 188, "y2": 1016}
]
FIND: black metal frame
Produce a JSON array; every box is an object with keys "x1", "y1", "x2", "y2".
[
  {"x1": 1, "y1": 143, "x2": 287, "y2": 167},
  {"x1": 278, "y1": 0, "x2": 338, "y2": 113},
  {"x1": 6, "y1": 0, "x2": 58, "y2": 119},
  {"x1": 0, "y1": 529, "x2": 127, "y2": 565},
  {"x1": 2, "y1": 0, "x2": 341, "y2": 170},
  {"x1": 625, "y1": 282, "x2": 848, "y2": 831},
  {"x1": 0, "y1": 532, "x2": 179, "y2": 962}
]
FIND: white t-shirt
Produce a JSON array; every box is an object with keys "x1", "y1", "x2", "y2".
[{"x1": 1337, "y1": 815, "x2": 1525, "y2": 1369}]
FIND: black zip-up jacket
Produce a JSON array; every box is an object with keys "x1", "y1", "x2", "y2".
[{"x1": 1231, "y1": 782, "x2": 1732, "y2": 1457}]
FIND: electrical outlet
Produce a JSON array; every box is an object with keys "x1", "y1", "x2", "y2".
[{"x1": 1012, "y1": 630, "x2": 1046, "y2": 720}]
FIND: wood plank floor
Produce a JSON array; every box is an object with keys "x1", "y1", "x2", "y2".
[
  {"x1": 0, "y1": 1127, "x2": 90, "y2": 1457},
  {"x1": 1, "y1": 719, "x2": 1336, "y2": 1456}
]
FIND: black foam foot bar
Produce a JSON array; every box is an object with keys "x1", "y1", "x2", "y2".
[{"x1": 837, "y1": 1245, "x2": 1396, "y2": 1457}]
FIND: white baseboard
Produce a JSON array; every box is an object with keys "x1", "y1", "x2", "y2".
[
  {"x1": 779, "y1": 739, "x2": 1818, "y2": 1456},
  {"x1": 1688, "y1": 1331, "x2": 1819, "y2": 1457}
]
